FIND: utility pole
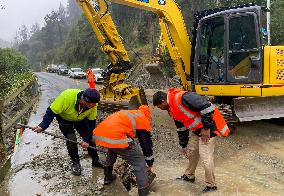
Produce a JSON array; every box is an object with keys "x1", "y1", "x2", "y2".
[{"x1": 267, "y1": 0, "x2": 271, "y2": 45}]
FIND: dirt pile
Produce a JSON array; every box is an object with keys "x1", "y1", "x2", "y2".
[{"x1": 126, "y1": 64, "x2": 180, "y2": 90}]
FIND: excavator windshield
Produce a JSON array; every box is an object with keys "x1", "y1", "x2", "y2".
[{"x1": 195, "y1": 7, "x2": 263, "y2": 85}]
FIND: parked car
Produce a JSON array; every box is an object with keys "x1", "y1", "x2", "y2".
[
  {"x1": 69, "y1": 68, "x2": 86, "y2": 79},
  {"x1": 91, "y1": 68, "x2": 104, "y2": 83},
  {"x1": 46, "y1": 64, "x2": 58, "y2": 73},
  {"x1": 57, "y1": 64, "x2": 69, "y2": 75}
]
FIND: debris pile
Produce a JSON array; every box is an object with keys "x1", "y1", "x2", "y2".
[{"x1": 126, "y1": 65, "x2": 181, "y2": 90}]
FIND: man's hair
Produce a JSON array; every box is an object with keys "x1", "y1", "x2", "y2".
[{"x1": 152, "y1": 91, "x2": 167, "y2": 106}]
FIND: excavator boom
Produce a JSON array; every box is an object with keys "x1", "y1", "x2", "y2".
[{"x1": 77, "y1": 0, "x2": 129, "y2": 65}]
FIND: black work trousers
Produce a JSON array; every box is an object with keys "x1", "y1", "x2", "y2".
[
  {"x1": 57, "y1": 117, "x2": 99, "y2": 163},
  {"x1": 105, "y1": 142, "x2": 149, "y2": 189}
]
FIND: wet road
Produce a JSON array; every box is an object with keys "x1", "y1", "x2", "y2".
[{"x1": 0, "y1": 72, "x2": 127, "y2": 196}]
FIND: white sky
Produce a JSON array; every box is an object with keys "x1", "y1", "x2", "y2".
[{"x1": 0, "y1": 0, "x2": 68, "y2": 42}]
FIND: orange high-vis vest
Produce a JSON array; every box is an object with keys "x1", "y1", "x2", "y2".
[
  {"x1": 93, "y1": 105, "x2": 151, "y2": 148},
  {"x1": 86, "y1": 68, "x2": 96, "y2": 88},
  {"x1": 167, "y1": 89, "x2": 230, "y2": 137}
]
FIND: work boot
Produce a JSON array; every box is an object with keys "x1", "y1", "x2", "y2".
[
  {"x1": 104, "y1": 166, "x2": 117, "y2": 185},
  {"x1": 92, "y1": 159, "x2": 105, "y2": 168},
  {"x1": 202, "y1": 186, "x2": 217, "y2": 193},
  {"x1": 71, "y1": 162, "x2": 81, "y2": 176},
  {"x1": 138, "y1": 186, "x2": 150, "y2": 196},
  {"x1": 176, "y1": 174, "x2": 195, "y2": 183}
]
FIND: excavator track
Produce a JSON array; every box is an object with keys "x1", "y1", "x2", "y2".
[{"x1": 217, "y1": 104, "x2": 238, "y2": 130}]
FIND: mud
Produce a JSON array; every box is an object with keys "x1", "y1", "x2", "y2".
[{"x1": 149, "y1": 106, "x2": 284, "y2": 195}]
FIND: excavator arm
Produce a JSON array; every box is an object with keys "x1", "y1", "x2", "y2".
[
  {"x1": 111, "y1": 0, "x2": 192, "y2": 89},
  {"x1": 78, "y1": 0, "x2": 142, "y2": 105},
  {"x1": 77, "y1": 0, "x2": 192, "y2": 92},
  {"x1": 76, "y1": 0, "x2": 193, "y2": 112},
  {"x1": 77, "y1": 0, "x2": 130, "y2": 67}
]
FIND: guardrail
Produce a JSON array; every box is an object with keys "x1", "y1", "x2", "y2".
[
  {"x1": 0, "y1": 79, "x2": 39, "y2": 142},
  {"x1": 0, "y1": 78, "x2": 39, "y2": 169}
]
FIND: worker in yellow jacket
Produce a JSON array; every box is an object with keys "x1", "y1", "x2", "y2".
[{"x1": 33, "y1": 88, "x2": 104, "y2": 176}]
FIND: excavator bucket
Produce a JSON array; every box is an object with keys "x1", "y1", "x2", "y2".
[
  {"x1": 128, "y1": 96, "x2": 141, "y2": 110},
  {"x1": 128, "y1": 88, "x2": 148, "y2": 110},
  {"x1": 233, "y1": 95, "x2": 284, "y2": 122},
  {"x1": 98, "y1": 88, "x2": 148, "y2": 112},
  {"x1": 145, "y1": 63, "x2": 165, "y2": 80}
]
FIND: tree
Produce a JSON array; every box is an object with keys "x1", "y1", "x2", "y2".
[
  {"x1": 43, "y1": 5, "x2": 68, "y2": 48},
  {"x1": 67, "y1": 0, "x2": 82, "y2": 23},
  {"x1": 30, "y1": 22, "x2": 40, "y2": 35},
  {"x1": 271, "y1": 0, "x2": 284, "y2": 44},
  {"x1": 17, "y1": 25, "x2": 29, "y2": 42}
]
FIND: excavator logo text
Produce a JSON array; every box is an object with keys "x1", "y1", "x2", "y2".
[
  {"x1": 158, "y1": 0, "x2": 166, "y2": 5},
  {"x1": 137, "y1": 0, "x2": 149, "y2": 3}
]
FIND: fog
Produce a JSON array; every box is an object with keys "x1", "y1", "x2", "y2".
[{"x1": 0, "y1": 0, "x2": 67, "y2": 42}]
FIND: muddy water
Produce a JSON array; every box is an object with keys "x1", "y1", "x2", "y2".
[{"x1": 148, "y1": 120, "x2": 284, "y2": 196}]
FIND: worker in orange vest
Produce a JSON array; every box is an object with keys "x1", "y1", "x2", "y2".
[
  {"x1": 86, "y1": 68, "x2": 96, "y2": 88},
  {"x1": 92, "y1": 105, "x2": 154, "y2": 196},
  {"x1": 152, "y1": 88, "x2": 230, "y2": 193}
]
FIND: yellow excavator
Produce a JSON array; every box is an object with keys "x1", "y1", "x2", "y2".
[{"x1": 77, "y1": 0, "x2": 284, "y2": 122}]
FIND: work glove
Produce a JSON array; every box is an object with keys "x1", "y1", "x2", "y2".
[{"x1": 80, "y1": 141, "x2": 90, "y2": 149}]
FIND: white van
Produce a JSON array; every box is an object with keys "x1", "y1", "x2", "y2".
[
  {"x1": 91, "y1": 68, "x2": 104, "y2": 83},
  {"x1": 69, "y1": 68, "x2": 86, "y2": 79}
]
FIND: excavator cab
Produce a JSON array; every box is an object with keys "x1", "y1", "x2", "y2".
[
  {"x1": 194, "y1": 6, "x2": 263, "y2": 85},
  {"x1": 194, "y1": 5, "x2": 284, "y2": 121}
]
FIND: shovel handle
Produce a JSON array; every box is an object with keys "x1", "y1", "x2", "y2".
[
  {"x1": 15, "y1": 123, "x2": 100, "y2": 151},
  {"x1": 16, "y1": 123, "x2": 33, "y2": 130}
]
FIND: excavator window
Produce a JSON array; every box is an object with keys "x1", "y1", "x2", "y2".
[
  {"x1": 197, "y1": 16, "x2": 225, "y2": 84},
  {"x1": 196, "y1": 11, "x2": 262, "y2": 84},
  {"x1": 227, "y1": 13, "x2": 262, "y2": 83}
]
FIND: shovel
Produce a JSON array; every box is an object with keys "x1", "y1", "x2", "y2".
[{"x1": 15, "y1": 123, "x2": 105, "y2": 153}]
